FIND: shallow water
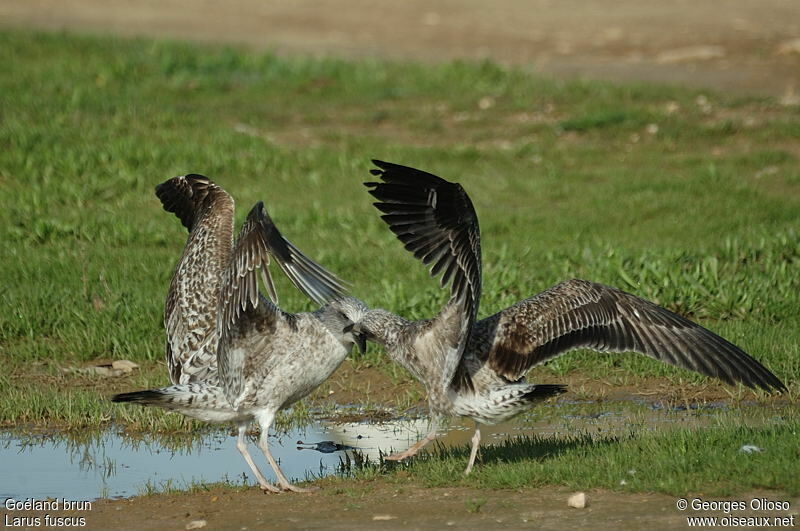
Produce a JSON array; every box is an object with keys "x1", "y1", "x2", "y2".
[{"x1": 0, "y1": 399, "x2": 786, "y2": 502}]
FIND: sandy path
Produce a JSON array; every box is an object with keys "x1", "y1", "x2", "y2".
[{"x1": 1, "y1": 0, "x2": 799, "y2": 98}]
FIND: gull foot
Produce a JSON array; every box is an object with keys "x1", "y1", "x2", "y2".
[
  {"x1": 259, "y1": 482, "x2": 281, "y2": 494},
  {"x1": 280, "y1": 483, "x2": 319, "y2": 493},
  {"x1": 384, "y1": 450, "x2": 418, "y2": 461}
]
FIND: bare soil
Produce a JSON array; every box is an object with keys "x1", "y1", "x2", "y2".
[
  {"x1": 3, "y1": 484, "x2": 798, "y2": 531},
  {"x1": 2, "y1": 2, "x2": 798, "y2": 526}
]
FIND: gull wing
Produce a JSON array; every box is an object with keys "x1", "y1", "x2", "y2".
[
  {"x1": 217, "y1": 202, "x2": 349, "y2": 406},
  {"x1": 486, "y1": 278, "x2": 786, "y2": 392},
  {"x1": 365, "y1": 160, "x2": 482, "y2": 391},
  {"x1": 157, "y1": 174, "x2": 234, "y2": 385}
]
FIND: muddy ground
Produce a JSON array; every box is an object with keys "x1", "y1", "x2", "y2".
[
  {"x1": 2, "y1": 1, "x2": 799, "y2": 528},
  {"x1": 3, "y1": 484, "x2": 798, "y2": 531}
]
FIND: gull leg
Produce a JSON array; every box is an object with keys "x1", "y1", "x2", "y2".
[
  {"x1": 235, "y1": 424, "x2": 279, "y2": 493},
  {"x1": 255, "y1": 411, "x2": 317, "y2": 493},
  {"x1": 463, "y1": 422, "x2": 481, "y2": 475},
  {"x1": 385, "y1": 416, "x2": 441, "y2": 461}
]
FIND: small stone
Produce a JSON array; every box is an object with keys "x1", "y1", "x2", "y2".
[
  {"x1": 372, "y1": 515, "x2": 397, "y2": 521},
  {"x1": 478, "y1": 96, "x2": 495, "y2": 110},
  {"x1": 656, "y1": 45, "x2": 726, "y2": 63},
  {"x1": 186, "y1": 520, "x2": 207, "y2": 530},
  {"x1": 111, "y1": 360, "x2": 139, "y2": 372},
  {"x1": 567, "y1": 492, "x2": 588, "y2": 508},
  {"x1": 645, "y1": 123, "x2": 659, "y2": 135}
]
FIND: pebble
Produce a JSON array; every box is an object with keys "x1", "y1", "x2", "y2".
[{"x1": 568, "y1": 492, "x2": 589, "y2": 509}]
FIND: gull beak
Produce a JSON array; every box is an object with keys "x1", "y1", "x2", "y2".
[
  {"x1": 355, "y1": 332, "x2": 367, "y2": 355},
  {"x1": 343, "y1": 323, "x2": 368, "y2": 355}
]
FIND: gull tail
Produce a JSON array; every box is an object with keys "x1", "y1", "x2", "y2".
[
  {"x1": 520, "y1": 384, "x2": 568, "y2": 401},
  {"x1": 111, "y1": 383, "x2": 249, "y2": 423},
  {"x1": 453, "y1": 383, "x2": 567, "y2": 425}
]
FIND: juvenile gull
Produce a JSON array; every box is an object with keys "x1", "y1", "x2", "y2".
[
  {"x1": 356, "y1": 160, "x2": 786, "y2": 475},
  {"x1": 112, "y1": 175, "x2": 367, "y2": 493}
]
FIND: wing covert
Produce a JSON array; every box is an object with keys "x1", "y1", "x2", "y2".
[
  {"x1": 158, "y1": 174, "x2": 234, "y2": 385},
  {"x1": 486, "y1": 278, "x2": 786, "y2": 392},
  {"x1": 216, "y1": 201, "x2": 349, "y2": 406}
]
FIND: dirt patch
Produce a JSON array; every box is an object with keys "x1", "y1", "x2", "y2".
[
  {"x1": 3, "y1": 483, "x2": 796, "y2": 530},
  {"x1": 1, "y1": 0, "x2": 799, "y2": 99}
]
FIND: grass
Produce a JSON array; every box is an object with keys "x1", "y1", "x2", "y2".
[
  {"x1": 375, "y1": 418, "x2": 800, "y2": 496},
  {"x1": 0, "y1": 28, "x2": 798, "y2": 495},
  {"x1": 326, "y1": 401, "x2": 799, "y2": 496}
]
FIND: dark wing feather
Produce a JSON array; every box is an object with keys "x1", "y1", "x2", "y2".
[
  {"x1": 256, "y1": 206, "x2": 350, "y2": 307},
  {"x1": 156, "y1": 173, "x2": 222, "y2": 231},
  {"x1": 157, "y1": 174, "x2": 234, "y2": 385},
  {"x1": 486, "y1": 278, "x2": 786, "y2": 392},
  {"x1": 217, "y1": 202, "x2": 348, "y2": 405},
  {"x1": 365, "y1": 160, "x2": 482, "y2": 391}
]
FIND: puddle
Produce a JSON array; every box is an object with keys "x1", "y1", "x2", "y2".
[
  {"x1": 0, "y1": 420, "x2": 435, "y2": 502},
  {"x1": 0, "y1": 399, "x2": 789, "y2": 502}
]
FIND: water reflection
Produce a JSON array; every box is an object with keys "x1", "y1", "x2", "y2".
[
  {"x1": 0, "y1": 420, "x2": 430, "y2": 502},
  {"x1": 0, "y1": 398, "x2": 786, "y2": 502}
]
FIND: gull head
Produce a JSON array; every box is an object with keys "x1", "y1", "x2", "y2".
[{"x1": 319, "y1": 296, "x2": 369, "y2": 354}]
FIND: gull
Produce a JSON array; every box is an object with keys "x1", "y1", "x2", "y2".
[
  {"x1": 112, "y1": 174, "x2": 367, "y2": 493},
  {"x1": 355, "y1": 160, "x2": 786, "y2": 475}
]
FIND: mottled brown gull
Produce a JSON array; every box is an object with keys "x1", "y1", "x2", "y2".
[
  {"x1": 112, "y1": 175, "x2": 367, "y2": 493},
  {"x1": 355, "y1": 160, "x2": 786, "y2": 475}
]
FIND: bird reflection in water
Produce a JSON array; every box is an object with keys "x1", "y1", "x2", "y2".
[{"x1": 295, "y1": 439, "x2": 360, "y2": 454}]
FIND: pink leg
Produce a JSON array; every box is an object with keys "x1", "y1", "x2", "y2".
[
  {"x1": 235, "y1": 424, "x2": 279, "y2": 493},
  {"x1": 385, "y1": 417, "x2": 441, "y2": 461},
  {"x1": 255, "y1": 411, "x2": 317, "y2": 493},
  {"x1": 463, "y1": 422, "x2": 481, "y2": 475}
]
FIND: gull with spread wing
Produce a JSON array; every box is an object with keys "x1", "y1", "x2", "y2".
[
  {"x1": 112, "y1": 175, "x2": 367, "y2": 493},
  {"x1": 354, "y1": 160, "x2": 786, "y2": 475}
]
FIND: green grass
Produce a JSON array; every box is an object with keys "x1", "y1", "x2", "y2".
[
  {"x1": 328, "y1": 400, "x2": 799, "y2": 495},
  {"x1": 327, "y1": 401, "x2": 799, "y2": 496},
  {"x1": 368, "y1": 418, "x2": 800, "y2": 495},
  {"x1": 0, "y1": 26, "x2": 798, "y2": 449}
]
